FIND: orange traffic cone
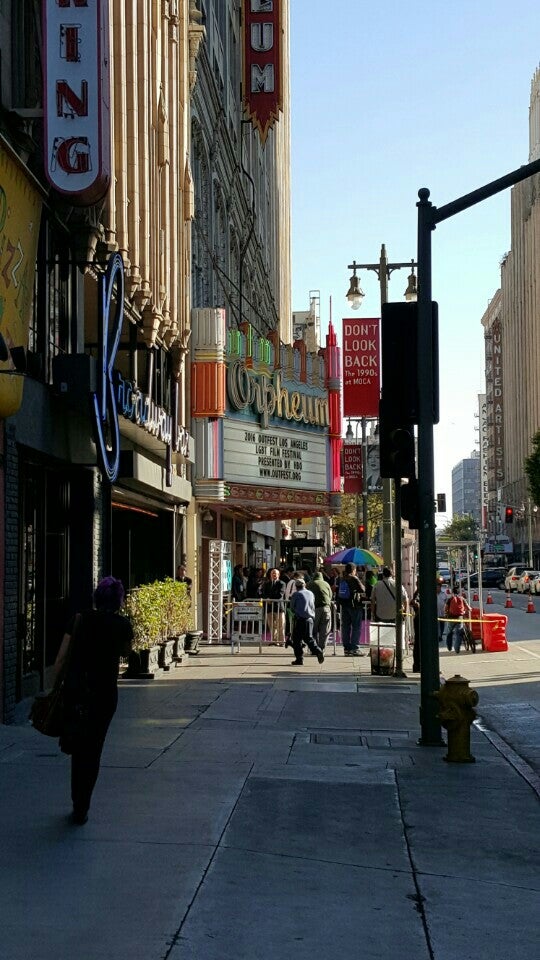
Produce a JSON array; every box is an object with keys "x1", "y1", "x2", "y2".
[
  {"x1": 505, "y1": 593, "x2": 513, "y2": 608},
  {"x1": 527, "y1": 596, "x2": 535, "y2": 613},
  {"x1": 486, "y1": 592, "x2": 493, "y2": 604},
  {"x1": 473, "y1": 590, "x2": 479, "y2": 601}
]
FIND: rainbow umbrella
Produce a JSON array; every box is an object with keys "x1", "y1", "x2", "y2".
[{"x1": 327, "y1": 547, "x2": 384, "y2": 567}]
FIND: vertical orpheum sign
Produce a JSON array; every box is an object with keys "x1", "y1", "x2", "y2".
[
  {"x1": 43, "y1": 0, "x2": 110, "y2": 204},
  {"x1": 342, "y1": 318, "x2": 380, "y2": 417},
  {"x1": 242, "y1": 0, "x2": 283, "y2": 143}
]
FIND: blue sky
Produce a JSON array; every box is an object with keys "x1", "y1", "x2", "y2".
[{"x1": 290, "y1": 0, "x2": 540, "y2": 523}]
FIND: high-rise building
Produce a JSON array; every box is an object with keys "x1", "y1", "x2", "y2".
[{"x1": 452, "y1": 455, "x2": 481, "y2": 525}]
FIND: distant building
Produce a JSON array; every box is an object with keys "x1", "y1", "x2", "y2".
[{"x1": 452, "y1": 455, "x2": 481, "y2": 525}]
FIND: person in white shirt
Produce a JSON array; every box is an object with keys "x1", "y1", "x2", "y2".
[{"x1": 371, "y1": 567, "x2": 409, "y2": 623}]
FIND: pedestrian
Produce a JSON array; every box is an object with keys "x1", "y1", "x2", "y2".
[
  {"x1": 307, "y1": 569, "x2": 333, "y2": 650},
  {"x1": 231, "y1": 563, "x2": 246, "y2": 601},
  {"x1": 444, "y1": 586, "x2": 471, "y2": 654},
  {"x1": 284, "y1": 570, "x2": 302, "y2": 645},
  {"x1": 246, "y1": 567, "x2": 263, "y2": 598},
  {"x1": 261, "y1": 567, "x2": 286, "y2": 644},
  {"x1": 436, "y1": 577, "x2": 447, "y2": 644},
  {"x1": 336, "y1": 562, "x2": 366, "y2": 656},
  {"x1": 176, "y1": 564, "x2": 192, "y2": 593},
  {"x1": 289, "y1": 579, "x2": 325, "y2": 665},
  {"x1": 370, "y1": 566, "x2": 409, "y2": 624},
  {"x1": 54, "y1": 577, "x2": 133, "y2": 825}
]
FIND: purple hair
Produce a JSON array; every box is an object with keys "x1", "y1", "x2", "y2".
[{"x1": 94, "y1": 576, "x2": 125, "y2": 612}]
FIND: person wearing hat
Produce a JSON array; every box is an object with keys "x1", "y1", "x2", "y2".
[{"x1": 289, "y1": 579, "x2": 325, "y2": 666}]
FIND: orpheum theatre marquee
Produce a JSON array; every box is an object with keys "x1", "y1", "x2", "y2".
[{"x1": 190, "y1": 309, "x2": 342, "y2": 520}]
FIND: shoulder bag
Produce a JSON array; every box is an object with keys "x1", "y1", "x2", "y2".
[{"x1": 29, "y1": 614, "x2": 82, "y2": 738}]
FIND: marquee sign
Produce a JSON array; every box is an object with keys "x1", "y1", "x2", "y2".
[
  {"x1": 43, "y1": 0, "x2": 111, "y2": 204},
  {"x1": 242, "y1": 0, "x2": 283, "y2": 143}
]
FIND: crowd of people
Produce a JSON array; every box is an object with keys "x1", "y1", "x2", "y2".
[{"x1": 231, "y1": 562, "x2": 411, "y2": 666}]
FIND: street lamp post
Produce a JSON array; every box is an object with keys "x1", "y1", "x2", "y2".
[
  {"x1": 346, "y1": 245, "x2": 417, "y2": 571},
  {"x1": 416, "y1": 154, "x2": 540, "y2": 746},
  {"x1": 346, "y1": 417, "x2": 369, "y2": 548},
  {"x1": 346, "y1": 245, "x2": 417, "y2": 677}
]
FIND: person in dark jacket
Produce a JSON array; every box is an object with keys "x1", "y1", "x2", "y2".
[
  {"x1": 336, "y1": 562, "x2": 366, "y2": 656},
  {"x1": 289, "y1": 580, "x2": 325, "y2": 665},
  {"x1": 308, "y1": 570, "x2": 333, "y2": 650},
  {"x1": 54, "y1": 577, "x2": 133, "y2": 825},
  {"x1": 231, "y1": 564, "x2": 246, "y2": 601}
]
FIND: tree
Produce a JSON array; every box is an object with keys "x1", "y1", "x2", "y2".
[
  {"x1": 439, "y1": 514, "x2": 478, "y2": 542},
  {"x1": 524, "y1": 431, "x2": 540, "y2": 506},
  {"x1": 331, "y1": 493, "x2": 383, "y2": 549}
]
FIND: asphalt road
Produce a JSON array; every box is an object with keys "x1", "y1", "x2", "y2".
[{"x1": 440, "y1": 586, "x2": 540, "y2": 776}]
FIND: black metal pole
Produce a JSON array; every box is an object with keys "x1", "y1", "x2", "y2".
[{"x1": 416, "y1": 189, "x2": 444, "y2": 746}]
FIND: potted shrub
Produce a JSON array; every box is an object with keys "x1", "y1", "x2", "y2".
[
  {"x1": 164, "y1": 578, "x2": 192, "y2": 664},
  {"x1": 123, "y1": 583, "x2": 163, "y2": 678}
]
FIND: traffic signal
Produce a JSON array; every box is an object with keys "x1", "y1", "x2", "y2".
[
  {"x1": 380, "y1": 301, "x2": 440, "y2": 425},
  {"x1": 436, "y1": 493, "x2": 446, "y2": 512},
  {"x1": 401, "y1": 479, "x2": 420, "y2": 529},
  {"x1": 379, "y1": 396, "x2": 416, "y2": 479},
  {"x1": 357, "y1": 524, "x2": 365, "y2": 537},
  {"x1": 505, "y1": 506, "x2": 514, "y2": 523}
]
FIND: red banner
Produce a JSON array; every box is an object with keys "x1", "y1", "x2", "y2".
[
  {"x1": 242, "y1": 1, "x2": 283, "y2": 143},
  {"x1": 342, "y1": 318, "x2": 380, "y2": 417},
  {"x1": 343, "y1": 443, "x2": 362, "y2": 494}
]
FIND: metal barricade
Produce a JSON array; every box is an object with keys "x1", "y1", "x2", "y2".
[{"x1": 230, "y1": 601, "x2": 264, "y2": 654}]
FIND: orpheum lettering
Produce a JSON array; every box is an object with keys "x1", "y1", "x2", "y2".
[
  {"x1": 227, "y1": 358, "x2": 329, "y2": 429},
  {"x1": 44, "y1": 0, "x2": 110, "y2": 203}
]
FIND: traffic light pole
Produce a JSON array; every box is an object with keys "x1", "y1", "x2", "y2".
[{"x1": 416, "y1": 154, "x2": 540, "y2": 747}]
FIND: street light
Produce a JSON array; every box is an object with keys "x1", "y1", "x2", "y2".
[
  {"x1": 416, "y1": 153, "x2": 540, "y2": 746},
  {"x1": 346, "y1": 417, "x2": 369, "y2": 548},
  {"x1": 345, "y1": 245, "x2": 417, "y2": 680}
]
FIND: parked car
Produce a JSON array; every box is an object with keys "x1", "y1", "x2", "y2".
[
  {"x1": 529, "y1": 573, "x2": 540, "y2": 595},
  {"x1": 459, "y1": 569, "x2": 504, "y2": 589},
  {"x1": 505, "y1": 564, "x2": 529, "y2": 592},
  {"x1": 516, "y1": 570, "x2": 540, "y2": 593}
]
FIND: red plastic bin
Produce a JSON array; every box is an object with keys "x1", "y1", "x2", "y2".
[
  {"x1": 482, "y1": 613, "x2": 508, "y2": 652},
  {"x1": 470, "y1": 608, "x2": 483, "y2": 641}
]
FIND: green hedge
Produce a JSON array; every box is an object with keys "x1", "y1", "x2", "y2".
[{"x1": 124, "y1": 578, "x2": 193, "y2": 650}]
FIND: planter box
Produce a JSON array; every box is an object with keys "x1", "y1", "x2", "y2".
[
  {"x1": 121, "y1": 644, "x2": 161, "y2": 679},
  {"x1": 370, "y1": 646, "x2": 395, "y2": 675},
  {"x1": 158, "y1": 639, "x2": 176, "y2": 671},
  {"x1": 184, "y1": 630, "x2": 202, "y2": 655},
  {"x1": 172, "y1": 634, "x2": 186, "y2": 664}
]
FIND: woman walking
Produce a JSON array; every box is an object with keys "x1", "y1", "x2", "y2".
[{"x1": 54, "y1": 577, "x2": 133, "y2": 824}]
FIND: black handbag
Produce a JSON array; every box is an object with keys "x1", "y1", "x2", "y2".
[{"x1": 29, "y1": 614, "x2": 83, "y2": 739}]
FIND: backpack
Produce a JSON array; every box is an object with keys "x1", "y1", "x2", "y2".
[
  {"x1": 337, "y1": 577, "x2": 351, "y2": 601},
  {"x1": 448, "y1": 594, "x2": 466, "y2": 617}
]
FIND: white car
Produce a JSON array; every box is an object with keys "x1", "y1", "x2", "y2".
[
  {"x1": 516, "y1": 570, "x2": 540, "y2": 593},
  {"x1": 529, "y1": 573, "x2": 540, "y2": 595},
  {"x1": 505, "y1": 565, "x2": 528, "y2": 592}
]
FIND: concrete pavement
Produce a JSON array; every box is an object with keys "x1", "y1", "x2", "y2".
[{"x1": 1, "y1": 634, "x2": 539, "y2": 960}]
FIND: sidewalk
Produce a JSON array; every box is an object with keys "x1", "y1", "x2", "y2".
[{"x1": 1, "y1": 644, "x2": 539, "y2": 960}]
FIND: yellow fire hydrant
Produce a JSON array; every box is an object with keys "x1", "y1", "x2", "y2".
[{"x1": 433, "y1": 675, "x2": 479, "y2": 763}]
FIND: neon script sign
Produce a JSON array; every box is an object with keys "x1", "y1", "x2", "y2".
[
  {"x1": 44, "y1": 0, "x2": 111, "y2": 204},
  {"x1": 93, "y1": 252, "x2": 124, "y2": 482}
]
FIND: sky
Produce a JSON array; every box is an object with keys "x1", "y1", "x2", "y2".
[{"x1": 289, "y1": 0, "x2": 540, "y2": 525}]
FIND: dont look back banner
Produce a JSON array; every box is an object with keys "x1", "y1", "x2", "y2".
[{"x1": 342, "y1": 318, "x2": 380, "y2": 418}]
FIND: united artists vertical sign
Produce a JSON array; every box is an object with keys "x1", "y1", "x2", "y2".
[{"x1": 242, "y1": 1, "x2": 283, "y2": 143}]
